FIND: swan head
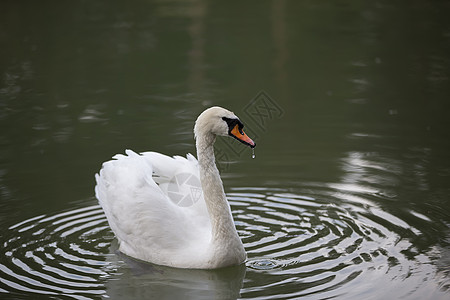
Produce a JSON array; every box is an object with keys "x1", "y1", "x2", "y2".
[{"x1": 194, "y1": 106, "x2": 256, "y2": 148}]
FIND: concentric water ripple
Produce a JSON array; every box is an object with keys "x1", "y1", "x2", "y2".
[
  {"x1": 0, "y1": 205, "x2": 115, "y2": 299},
  {"x1": 230, "y1": 186, "x2": 446, "y2": 299},
  {"x1": 0, "y1": 188, "x2": 447, "y2": 299}
]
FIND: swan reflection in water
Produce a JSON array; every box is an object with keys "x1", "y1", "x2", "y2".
[{"x1": 105, "y1": 250, "x2": 246, "y2": 300}]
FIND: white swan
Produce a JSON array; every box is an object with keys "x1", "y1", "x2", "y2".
[{"x1": 95, "y1": 106, "x2": 256, "y2": 269}]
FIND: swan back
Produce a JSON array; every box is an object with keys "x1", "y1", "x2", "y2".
[{"x1": 95, "y1": 150, "x2": 212, "y2": 268}]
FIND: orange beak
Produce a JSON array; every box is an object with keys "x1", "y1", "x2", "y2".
[{"x1": 230, "y1": 124, "x2": 256, "y2": 148}]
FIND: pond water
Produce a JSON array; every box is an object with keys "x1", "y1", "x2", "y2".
[{"x1": 1, "y1": 0, "x2": 450, "y2": 299}]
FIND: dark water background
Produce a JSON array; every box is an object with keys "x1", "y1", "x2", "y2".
[{"x1": 1, "y1": 1, "x2": 450, "y2": 299}]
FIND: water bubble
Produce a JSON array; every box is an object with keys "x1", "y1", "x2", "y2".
[
  {"x1": 247, "y1": 259, "x2": 279, "y2": 270},
  {"x1": 252, "y1": 148, "x2": 255, "y2": 159}
]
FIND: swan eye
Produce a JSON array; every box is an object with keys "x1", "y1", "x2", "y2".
[
  {"x1": 222, "y1": 117, "x2": 245, "y2": 136},
  {"x1": 222, "y1": 117, "x2": 244, "y2": 134}
]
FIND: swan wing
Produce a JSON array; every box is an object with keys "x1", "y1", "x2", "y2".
[
  {"x1": 95, "y1": 150, "x2": 211, "y2": 267},
  {"x1": 141, "y1": 151, "x2": 208, "y2": 218}
]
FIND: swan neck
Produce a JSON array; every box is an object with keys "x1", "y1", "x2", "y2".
[
  {"x1": 196, "y1": 133, "x2": 216, "y2": 165},
  {"x1": 196, "y1": 133, "x2": 238, "y2": 243}
]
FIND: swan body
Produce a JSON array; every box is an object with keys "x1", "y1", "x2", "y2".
[{"x1": 95, "y1": 107, "x2": 255, "y2": 269}]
